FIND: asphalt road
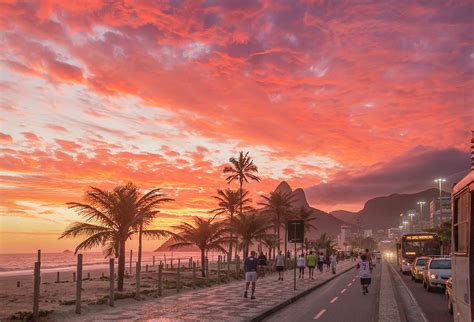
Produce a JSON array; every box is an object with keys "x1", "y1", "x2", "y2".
[
  {"x1": 264, "y1": 262, "x2": 381, "y2": 322},
  {"x1": 390, "y1": 261, "x2": 452, "y2": 322}
]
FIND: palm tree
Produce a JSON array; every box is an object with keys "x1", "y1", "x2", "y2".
[
  {"x1": 131, "y1": 187, "x2": 173, "y2": 298},
  {"x1": 315, "y1": 233, "x2": 336, "y2": 254},
  {"x1": 211, "y1": 188, "x2": 252, "y2": 268},
  {"x1": 230, "y1": 212, "x2": 272, "y2": 258},
  {"x1": 259, "y1": 191, "x2": 294, "y2": 255},
  {"x1": 223, "y1": 151, "x2": 260, "y2": 217},
  {"x1": 302, "y1": 238, "x2": 314, "y2": 253},
  {"x1": 60, "y1": 183, "x2": 173, "y2": 291},
  {"x1": 261, "y1": 235, "x2": 280, "y2": 260},
  {"x1": 170, "y1": 217, "x2": 228, "y2": 277}
]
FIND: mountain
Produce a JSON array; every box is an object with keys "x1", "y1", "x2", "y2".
[
  {"x1": 331, "y1": 210, "x2": 359, "y2": 225},
  {"x1": 331, "y1": 188, "x2": 450, "y2": 230},
  {"x1": 276, "y1": 181, "x2": 350, "y2": 240},
  {"x1": 154, "y1": 238, "x2": 199, "y2": 252}
]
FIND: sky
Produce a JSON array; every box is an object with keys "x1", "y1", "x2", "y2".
[{"x1": 0, "y1": 0, "x2": 472, "y2": 253}]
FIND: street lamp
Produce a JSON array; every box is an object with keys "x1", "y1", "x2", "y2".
[
  {"x1": 403, "y1": 221, "x2": 408, "y2": 233},
  {"x1": 417, "y1": 201, "x2": 426, "y2": 231},
  {"x1": 434, "y1": 178, "x2": 446, "y2": 226},
  {"x1": 408, "y1": 213, "x2": 415, "y2": 232}
]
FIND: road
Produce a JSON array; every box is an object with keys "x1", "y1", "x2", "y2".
[
  {"x1": 264, "y1": 262, "x2": 381, "y2": 322},
  {"x1": 390, "y1": 261, "x2": 452, "y2": 322}
]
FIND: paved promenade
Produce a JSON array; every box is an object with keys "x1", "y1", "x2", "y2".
[{"x1": 64, "y1": 260, "x2": 356, "y2": 321}]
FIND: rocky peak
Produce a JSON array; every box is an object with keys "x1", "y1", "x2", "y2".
[
  {"x1": 274, "y1": 181, "x2": 292, "y2": 194},
  {"x1": 291, "y1": 188, "x2": 310, "y2": 208}
]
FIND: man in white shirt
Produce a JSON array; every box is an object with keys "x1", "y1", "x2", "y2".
[{"x1": 275, "y1": 250, "x2": 285, "y2": 281}]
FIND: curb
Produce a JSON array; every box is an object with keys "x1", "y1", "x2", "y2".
[{"x1": 250, "y1": 262, "x2": 357, "y2": 322}]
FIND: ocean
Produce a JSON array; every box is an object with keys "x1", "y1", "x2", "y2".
[{"x1": 0, "y1": 251, "x2": 224, "y2": 277}]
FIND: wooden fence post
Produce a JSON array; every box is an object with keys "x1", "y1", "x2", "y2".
[
  {"x1": 135, "y1": 261, "x2": 141, "y2": 300},
  {"x1": 158, "y1": 264, "x2": 163, "y2": 297},
  {"x1": 153, "y1": 256, "x2": 155, "y2": 267},
  {"x1": 109, "y1": 258, "x2": 114, "y2": 307},
  {"x1": 130, "y1": 249, "x2": 133, "y2": 275},
  {"x1": 192, "y1": 262, "x2": 196, "y2": 289},
  {"x1": 75, "y1": 254, "x2": 83, "y2": 314},
  {"x1": 56, "y1": 272, "x2": 60, "y2": 283},
  {"x1": 177, "y1": 259, "x2": 181, "y2": 293},
  {"x1": 33, "y1": 261, "x2": 40, "y2": 321},
  {"x1": 235, "y1": 255, "x2": 240, "y2": 279},
  {"x1": 73, "y1": 272, "x2": 76, "y2": 282},
  {"x1": 171, "y1": 258, "x2": 173, "y2": 269},
  {"x1": 87, "y1": 272, "x2": 90, "y2": 280},
  {"x1": 217, "y1": 256, "x2": 221, "y2": 284},
  {"x1": 146, "y1": 264, "x2": 149, "y2": 273},
  {"x1": 37, "y1": 249, "x2": 41, "y2": 263}
]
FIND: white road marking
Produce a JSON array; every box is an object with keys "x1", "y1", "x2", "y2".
[
  {"x1": 348, "y1": 283, "x2": 352, "y2": 287},
  {"x1": 330, "y1": 296, "x2": 338, "y2": 303},
  {"x1": 341, "y1": 288, "x2": 346, "y2": 294},
  {"x1": 314, "y1": 309, "x2": 327, "y2": 320}
]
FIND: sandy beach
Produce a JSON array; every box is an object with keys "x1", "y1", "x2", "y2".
[{"x1": 0, "y1": 260, "x2": 234, "y2": 320}]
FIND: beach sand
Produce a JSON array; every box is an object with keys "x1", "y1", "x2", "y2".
[{"x1": 0, "y1": 261, "x2": 232, "y2": 320}]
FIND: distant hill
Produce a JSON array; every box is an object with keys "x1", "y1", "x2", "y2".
[
  {"x1": 279, "y1": 181, "x2": 350, "y2": 240},
  {"x1": 154, "y1": 239, "x2": 198, "y2": 252},
  {"x1": 331, "y1": 210, "x2": 359, "y2": 225},
  {"x1": 331, "y1": 188, "x2": 450, "y2": 230}
]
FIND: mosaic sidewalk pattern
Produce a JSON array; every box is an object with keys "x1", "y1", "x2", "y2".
[{"x1": 69, "y1": 261, "x2": 356, "y2": 321}]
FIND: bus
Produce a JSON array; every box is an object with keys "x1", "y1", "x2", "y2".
[
  {"x1": 451, "y1": 170, "x2": 473, "y2": 322},
  {"x1": 397, "y1": 232, "x2": 441, "y2": 274}
]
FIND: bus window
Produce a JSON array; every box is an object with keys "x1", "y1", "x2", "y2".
[{"x1": 454, "y1": 192, "x2": 469, "y2": 253}]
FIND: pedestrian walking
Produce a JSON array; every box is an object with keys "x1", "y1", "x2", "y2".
[
  {"x1": 257, "y1": 251, "x2": 267, "y2": 278},
  {"x1": 297, "y1": 253, "x2": 306, "y2": 278},
  {"x1": 356, "y1": 254, "x2": 373, "y2": 295},
  {"x1": 275, "y1": 250, "x2": 285, "y2": 281},
  {"x1": 325, "y1": 254, "x2": 330, "y2": 272},
  {"x1": 244, "y1": 251, "x2": 258, "y2": 299},
  {"x1": 330, "y1": 253, "x2": 337, "y2": 274},
  {"x1": 317, "y1": 253, "x2": 325, "y2": 273},
  {"x1": 306, "y1": 251, "x2": 316, "y2": 279}
]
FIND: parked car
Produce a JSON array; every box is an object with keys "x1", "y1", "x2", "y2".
[
  {"x1": 445, "y1": 277, "x2": 454, "y2": 315},
  {"x1": 422, "y1": 257, "x2": 452, "y2": 292},
  {"x1": 411, "y1": 256, "x2": 430, "y2": 282}
]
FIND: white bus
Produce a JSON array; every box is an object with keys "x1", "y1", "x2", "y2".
[{"x1": 451, "y1": 170, "x2": 473, "y2": 322}]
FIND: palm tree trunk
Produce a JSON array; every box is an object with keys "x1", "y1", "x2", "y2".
[
  {"x1": 138, "y1": 224, "x2": 143, "y2": 267},
  {"x1": 284, "y1": 225, "x2": 288, "y2": 255},
  {"x1": 117, "y1": 239, "x2": 126, "y2": 291},
  {"x1": 201, "y1": 248, "x2": 206, "y2": 277}
]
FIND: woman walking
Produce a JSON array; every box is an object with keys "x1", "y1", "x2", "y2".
[{"x1": 297, "y1": 253, "x2": 306, "y2": 278}]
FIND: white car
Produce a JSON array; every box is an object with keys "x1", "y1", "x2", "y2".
[{"x1": 422, "y1": 257, "x2": 452, "y2": 292}]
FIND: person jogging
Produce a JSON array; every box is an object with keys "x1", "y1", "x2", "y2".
[
  {"x1": 244, "y1": 251, "x2": 258, "y2": 299},
  {"x1": 257, "y1": 251, "x2": 267, "y2": 278},
  {"x1": 306, "y1": 251, "x2": 316, "y2": 279},
  {"x1": 357, "y1": 254, "x2": 373, "y2": 295},
  {"x1": 329, "y1": 253, "x2": 337, "y2": 274},
  {"x1": 275, "y1": 250, "x2": 285, "y2": 281},
  {"x1": 297, "y1": 253, "x2": 306, "y2": 278}
]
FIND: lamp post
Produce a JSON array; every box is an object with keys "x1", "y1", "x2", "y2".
[
  {"x1": 408, "y1": 213, "x2": 415, "y2": 232},
  {"x1": 417, "y1": 201, "x2": 426, "y2": 231},
  {"x1": 403, "y1": 221, "x2": 408, "y2": 233},
  {"x1": 434, "y1": 178, "x2": 446, "y2": 227}
]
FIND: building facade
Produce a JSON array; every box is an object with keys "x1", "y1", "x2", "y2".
[{"x1": 429, "y1": 196, "x2": 452, "y2": 228}]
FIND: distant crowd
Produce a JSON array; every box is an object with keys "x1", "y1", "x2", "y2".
[{"x1": 243, "y1": 248, "x2": 379, "y2": 299}]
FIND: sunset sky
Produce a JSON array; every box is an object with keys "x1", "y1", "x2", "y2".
[{"x1": 0, "y1": 1, "x2": 472, "y2": 253}]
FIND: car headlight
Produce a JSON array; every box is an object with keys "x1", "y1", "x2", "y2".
[{"x1": 430, "y1": 274, "x2": 438, "y2": 279}]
